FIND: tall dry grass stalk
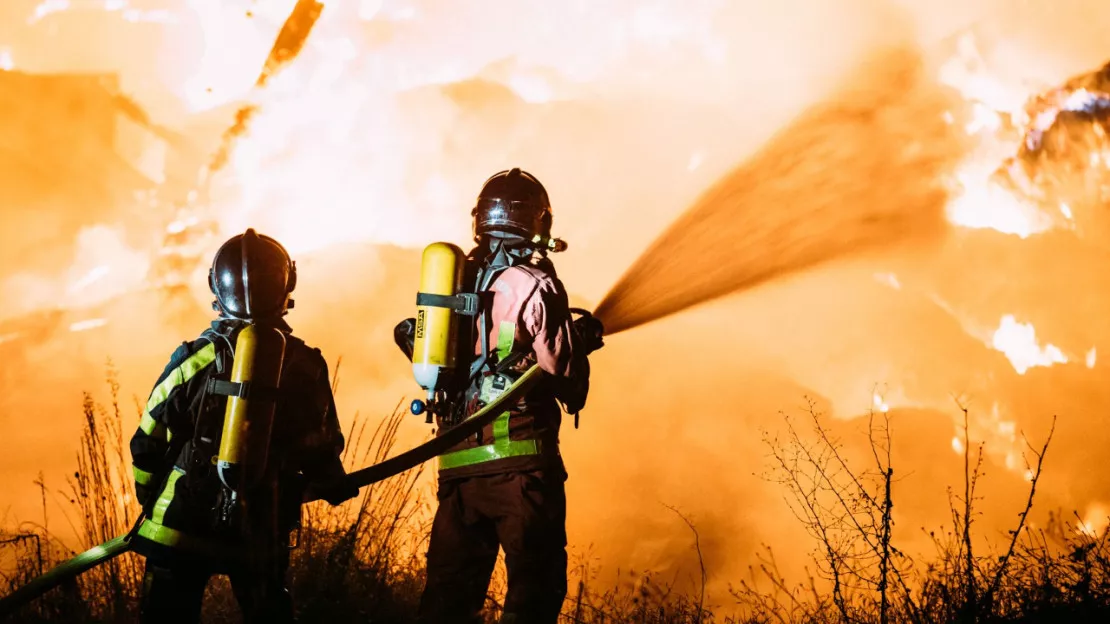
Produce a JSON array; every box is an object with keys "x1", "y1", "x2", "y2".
[{"x1": 3, "y1": 367, "x2": 1110, "y2": 623}]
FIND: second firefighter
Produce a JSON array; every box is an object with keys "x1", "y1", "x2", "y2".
[{"x1": 395, "y1": 168, "x2": 605, "y2": 623}]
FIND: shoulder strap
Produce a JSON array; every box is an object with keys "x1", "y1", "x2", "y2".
[
  {"x1": 200, "y1": 327, "x2": 289, "y2": 402},
  {"x1": 468, "y1": 263, "x2": 511, "y2": 381},
  {"x1": 142, "y1": 336, "x2": 217, "y2": 510},
  {"x1": 200, "y1": 327, "x2": 235, "y2": 374},
  {"x1": 188, "y1": 333, "x2": 226, "y2": 455}
]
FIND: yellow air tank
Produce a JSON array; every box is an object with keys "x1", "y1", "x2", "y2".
[
  {"x1": 217, "y1": 324, "x2": 287, "y2": 493},
  {"x1": 413, "y1": 242, "x2": 465, "y2": 402}
]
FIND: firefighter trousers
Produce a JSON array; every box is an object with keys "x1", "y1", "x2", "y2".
[
  {"x1": 138, "y1": 553, "x2": 294, "y2": 624},
  {"x1": 417, "y1": 469, "x2": 569, "y2": 624}
]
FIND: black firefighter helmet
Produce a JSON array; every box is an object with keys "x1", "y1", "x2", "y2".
[
  {"x1": 472, "y1": 168, "x2": 565, "y2": 251},
  {"x1": 208, "y1": 229, "x2": 297, "y2": 321}
]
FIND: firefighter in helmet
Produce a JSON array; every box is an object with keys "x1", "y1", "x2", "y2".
[
  {"x1": 395, "y1": 168, "x2": 605, "y2": 623},
  {"x1": 129, "y1": 229, "x2": 358, "y2": 624}
]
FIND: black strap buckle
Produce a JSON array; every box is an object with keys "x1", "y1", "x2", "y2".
[
  {"x1": 416, "y1": 292, "x2": 481, "y2": 316},
  {"x1": 206, "y1": 378, "x2": 281, "y2": 402}
]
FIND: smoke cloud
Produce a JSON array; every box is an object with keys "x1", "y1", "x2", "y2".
[{"x1": 4, "y1": 0, "x2": 1110, "y2": 604}]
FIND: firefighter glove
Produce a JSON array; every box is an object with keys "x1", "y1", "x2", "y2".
[{"x1": 572, "y1": 312, "x2": 605, "y2": 355}]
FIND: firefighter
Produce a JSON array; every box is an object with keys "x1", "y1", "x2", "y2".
[
  {"x1": 395, "y1": 168, "x2": 605, "y2": 623},
  {"x1": 129, "y1": 229, "x2": 358, "y2": 624}
]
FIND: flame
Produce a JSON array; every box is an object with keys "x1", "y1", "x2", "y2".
[
  {"x1": 937, "y1": 31, "x2": 1049, "y2": 238},
  {"x1": 991, "y1": 315, "x2": 1067, "y2": 374},
  {"x1": 178, "y1": 0, "x2": 284, "y2": 112},
  {"x1": 167, "y1": 0, "x2": 734, "y2": 256},
  {"x1": 19, "y1": 6, "x2": 1097, "y2": 312},
  {"x1": 948, "y1": 403, "x2": 1029, "y2": 477},
  {"x1": 929, "y1": 294, "x2": 1085, "y2": 377},
  {"x1": 1078, "y1": 503, "x2": 1110, "y2": 537},
  {"x1": 944, "y1": 175, "x2": 1055, "y2": 238},
  {"x1": 937, "y1": 32, "x2": 1030, "y2": 116}
]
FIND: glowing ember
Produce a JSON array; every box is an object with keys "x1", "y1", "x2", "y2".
[
  {"x1": 27, "y1": 0, "x2": 70, "y2": 24},
  {"x1": 872, "y1": 392, "x2": 889, "y2": 414},
  {"x1": 0, "y1": 48, "x2": 13, "y2": 71},
  {"x1": 67, "y1": 266, "x2": 111, "y2": 295},
  {"x1": 951, "y1": 436, "x2": 964, "y2": 455},
  {"x1": 873, "y1": 272, "x2": 901, "y2": 290},
  {"x1": 1088, "y1": 348, "x2": 1098, "y2": 369},
  {"x1": 991, "y1": 315, "x2": 1067, "y2": 374},
  {"x1": 68, "y1": 318, "x2": 108, "y2": 333},
  {"x1": 166, "y1": 216, "x2": 200, "y2": 235}
]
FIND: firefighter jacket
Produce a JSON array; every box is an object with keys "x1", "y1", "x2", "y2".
[
  {"x1": 128, "y1": 319, "x2": 345, "y2": 561},
  {"x1": 435, "y1": 256, "x2": 591, "y2": 481}
]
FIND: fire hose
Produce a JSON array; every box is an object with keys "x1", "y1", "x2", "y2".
[{"x1": 0, "y1": 364, "x2": 544, "y2": 617}]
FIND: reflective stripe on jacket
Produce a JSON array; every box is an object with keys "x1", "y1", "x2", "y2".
[
  {"x1": 436, "y1": 260, "x2": 590, "y2": 480},
  {"x1": 129, "y1": 320, "x2": 346, "y2": 556}
]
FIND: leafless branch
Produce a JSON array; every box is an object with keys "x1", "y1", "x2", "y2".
[{"x1": 984, "y1": 415, "x2": 1056, "y2": 606}]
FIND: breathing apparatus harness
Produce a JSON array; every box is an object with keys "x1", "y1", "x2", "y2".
[
  {"x1": 195, "y1": 324, "x2": 249, "y2": 532},
  {"x1": 126, "y1": 327, "x2": 241, "y2": 550},
  {"x1": 139, "y1": 320, "x2": 287, "y2": 538},
  {"x1": 413, "y1": 239, "x2": 526, "y2": 428},
  {"x1": 417, "y1": 237, "x2": 590, "y2": 440}
]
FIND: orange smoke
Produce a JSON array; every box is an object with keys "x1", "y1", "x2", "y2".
[{"x1": 5, "y1": 0, "x2": 1110, "y2": 606}]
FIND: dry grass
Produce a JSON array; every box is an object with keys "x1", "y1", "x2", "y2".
[{"x1": 3, "y1": 367, "x2": 1110, "y2": 623}]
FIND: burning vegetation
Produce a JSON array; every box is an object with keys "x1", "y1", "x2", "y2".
[{"x1": 4, "y1": 0, "x2": 1110, "y2": 622}]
